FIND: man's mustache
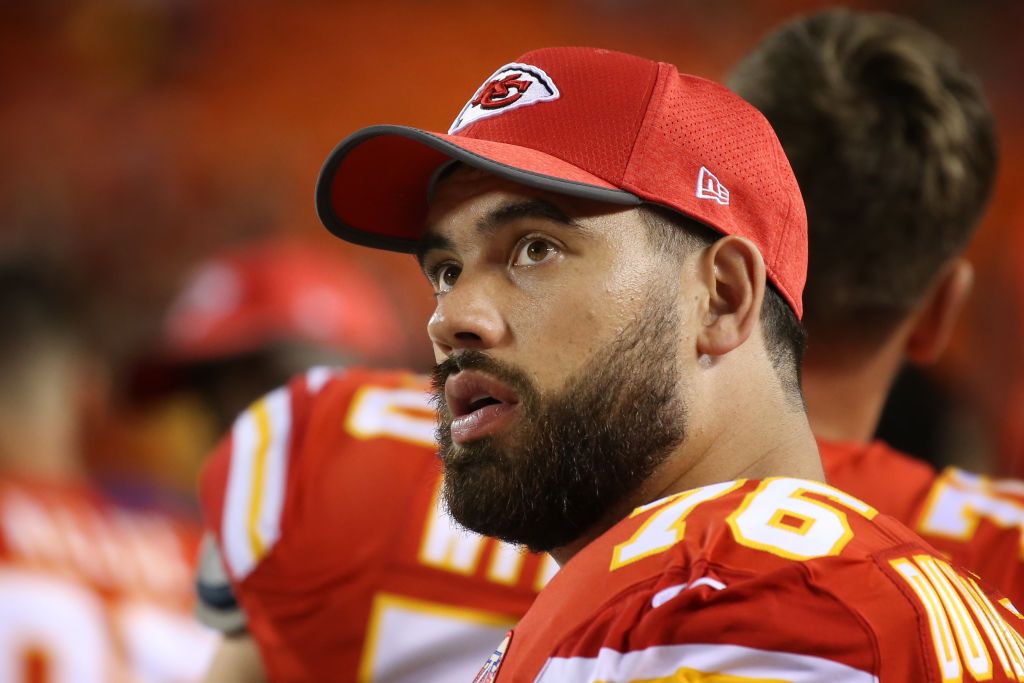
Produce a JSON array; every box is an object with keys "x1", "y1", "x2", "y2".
[{"x1": 430, "y1": 350, "x2": 537, "y2": 415}]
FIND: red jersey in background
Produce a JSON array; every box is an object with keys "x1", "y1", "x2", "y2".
[
  {"x1": 198, "y1": 367, "x2": 556, "y2": 683},
  {"x1": 823, "y1": 438, "x2": 1024, "y2": 606},
  {"x1": 0, "y1": 476, "x2": 215, "y2": 683}
]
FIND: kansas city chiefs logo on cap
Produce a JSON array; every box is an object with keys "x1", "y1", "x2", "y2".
[{"x1": 449, "y1": 63, "x2": 560, "y2": 134}]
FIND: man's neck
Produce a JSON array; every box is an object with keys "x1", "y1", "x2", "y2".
[
  {"x1": 551, "y1": 387, "x2": 824, "y2": 566},
  {"x1": 650, "y1": 404, "x2": 824, "y2": 500},
  {"x1": 802, "y1": 335, "x2": 906, "y2": 445}
]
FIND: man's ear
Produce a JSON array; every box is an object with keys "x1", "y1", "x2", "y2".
[
  {"x1": 906, "y1": 258, "x2": 974, "y2": 365},
  {"x1": 696, "y1": 236, "x2": 766, "y2": 357}
]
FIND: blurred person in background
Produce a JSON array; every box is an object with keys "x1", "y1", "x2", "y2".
[
  {"x1": 124, "y1": 237, "x2": 409, "y2": 506},
  {"x1": 730, "y1": 9, "x2": 1024, "y2": 600},
  {"x1": 173, "y1": 238, "x2": 552, "y2": 682},
  {"x1": 0, "y1": 254, "x2": 217, "y2": 683},
  {"x1": 196, "y1": 368, "x2": 556, "y2": 683},
  {"x1": 140, "y1": 237, "x2": 407, "y2": 435}
]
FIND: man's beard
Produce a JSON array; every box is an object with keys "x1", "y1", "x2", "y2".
[{"x1": 431, "y1": 293, "x2": 687, "y2": 553}]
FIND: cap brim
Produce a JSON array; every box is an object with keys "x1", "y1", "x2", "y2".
[{"x1": 315, "y1": 125, "x2": 642, "y2": 253}]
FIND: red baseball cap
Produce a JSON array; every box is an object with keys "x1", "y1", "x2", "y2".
[
  {"x1": 160, "y1": 238, "x2": 404, "y2": 363},
  {"x1": 316, "y1": 46, "x2": 807, "y2": 317}
]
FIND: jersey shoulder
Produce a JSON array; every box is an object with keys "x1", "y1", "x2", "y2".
[
  {"x1": 820, "y1": 437, "x2": 938, "y2": 523},
  {"x1": 604, "y1": 477, "x2": 912, "y2": 576},
  {"x1": 531, "y1": 550, "x2": 1024, "y2": 683},
  {"x1": 821, "y1": 438, "x2": 1024, "y2": 607},
  {"x1": 913, "y1": 466, "x2": 1024, "y2": 605},
  {"x1": 502, "y1": 477, "x2": 1024, "y2": 683},
  {"x1": 198, "y1": 366, "x2": 437, "y2": 582}
]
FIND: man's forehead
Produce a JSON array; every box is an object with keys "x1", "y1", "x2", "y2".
[
  {"x1": 429, "y1": 163, "x2": 535, "y2": 207},
  {"x1": 434, "y1": 162, "x2": 489, "y2": 186},
  {"x1": 426, "y1": 163, "x2": 630, "y2": 225},
  {"x1": 425, "y1": 165, "x2": 558, "y2": 231}
]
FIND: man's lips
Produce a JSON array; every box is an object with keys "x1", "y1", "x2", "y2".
[{"x1": 444, "y1": 369, "x2": 521, "y2": 445}]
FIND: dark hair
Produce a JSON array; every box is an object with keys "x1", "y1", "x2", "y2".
[
  {"x1": 728, "y1": 9, "x2": 997, "y2": 339},
  {"x1": 0, "y1": 257, "x2": 80, "y2": 362},
  {"x1": 640, "y1": 206, "x2": 806, "y2": 403}
]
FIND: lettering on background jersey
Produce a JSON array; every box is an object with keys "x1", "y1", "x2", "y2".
[
  {"x1": 890, "y1": 555, "x2": 1024, "y2": 681},
  {"x1": 346, "y1": 386, "x2": 437, "y2": 448},
  {"x1": 419, "y1": 485, "x2": 557, "y2": 590},
  {"x1": 359, "y1": 594, "x2": 515, "y2": 683},
  {"x1": 346, "y1": 383, "x2": 559, "y2": 590},
  {"x1": 420, "y1": 488, "x2": 487, "y2": 576},
  {"x1": 918, "y1": 468, "x2": 1024, "y2": 558},
  {"x1": 1, "y1": 491, "x2": 191, "y2": 599},
  {"x1": 0, "y1": 567, "x2": 217, "y2": 683},
  {"x1": 0, "y1": 569, "x2": 110, "y2": 683},
  {"x1": 534, "y1": 554, "x2": 559, "y2": 592},
  {"x1": 487, "y1": 542, "x2": 527, "y2": 585}
]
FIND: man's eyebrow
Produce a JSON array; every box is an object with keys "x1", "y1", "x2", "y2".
[
  {"x1": 478, "y1": 198, "x2": 578, "y2": 233},
  {"x1": 417, "y1": 233, "x2": 453, "y2": 270},
  {"x1": 417, "y1": 198, "x2": 580, "y2": 271}
]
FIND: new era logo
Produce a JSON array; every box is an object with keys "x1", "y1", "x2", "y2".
[{"x1": 696, "y1": 167, "x2": 730, "y2": 206}]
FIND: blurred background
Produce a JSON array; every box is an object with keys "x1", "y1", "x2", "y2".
[{"x1": 1, "y1": 0, "x2": 1022, "y2": 507}]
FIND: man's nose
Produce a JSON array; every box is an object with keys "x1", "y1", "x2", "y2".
[{"x1": 427, "y1": 273, "x2": 508, "y2": 357}]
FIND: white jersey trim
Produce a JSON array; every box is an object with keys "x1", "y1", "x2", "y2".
[
  {"x1": 221, "y1": 386, "x2": 293, "y2": 580},
  {"x1": 305, "y1": 365, "x2": 342, "y2": 394},
  {"x1": 534, "y1": 643, "x2": 878, "y2": 683}
]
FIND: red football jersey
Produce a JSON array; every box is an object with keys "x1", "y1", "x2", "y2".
[
  {"x1": 489, "y1": 477, "x2": 1024, "y2": 683},
  {"x1": 0, "y1": 476, "x2": 215, "y2": 683},
  {"x1": 199, "y1": 367, "x2": 556, "y2": 683},
  {"x1": 823, "y1": 439, "x2": 1024, "y2": 606}
]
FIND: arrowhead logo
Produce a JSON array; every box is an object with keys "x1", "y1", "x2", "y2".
[
  {"x1": 449, "y1": 63, "x2": 560, "y2": 134},
  {"x1": 696, "y1": 166, "x2": 730, "y2": 206},
  {"x1": 471, "y1": 73, "x2": 534, "y2": 110}
]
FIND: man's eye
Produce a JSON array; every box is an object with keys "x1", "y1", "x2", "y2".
[
  {"x1": 512, "y1": 238, "x2": 557, "y2": 267},
  {"x1": 435, "y1": 264, "x2": 461, "y2": 293}
]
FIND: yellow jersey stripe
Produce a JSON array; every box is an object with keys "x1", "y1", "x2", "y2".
[{"x1": 247, "y1": 398, "x2": 272, "y2": 561}]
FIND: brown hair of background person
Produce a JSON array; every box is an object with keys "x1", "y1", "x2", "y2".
[
  {"x1": 729, "y1": 8, "x2": 998, "y2": 445},
  {"x1": 728, "y1": 10, "x2": 1024, "y2": 613}
]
